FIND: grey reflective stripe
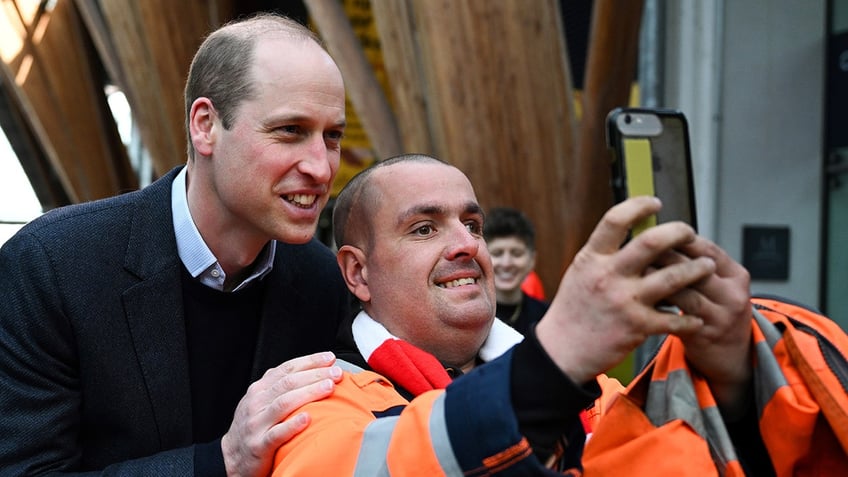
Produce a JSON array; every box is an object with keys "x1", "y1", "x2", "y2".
[
  {"x1": 351, "y1": 392, "x2": 463, "y2": 476},
  {"x1": 754, "y1": 307, "x2": 782, "y2": 348},
  {"x1": 645, "y1": 369, "x2": 702, "y2": 430},
  {"x1": 336, "y1": 359, "x2": 366, "y2": 374},
  {"x1": 644, "y1": 369, "x2": 738, "y2": 470},
  {"x1": 428, "y1": 393, "x2": 463, "y2": 476},
  {"x1": 353, "y1": 416, "x2": 398, "y2": 477},
  {"x1": 751, "y1": 308, "x2": 789, "y2": 417}
]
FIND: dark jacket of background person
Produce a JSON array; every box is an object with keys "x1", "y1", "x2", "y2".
[
  {"x1": 0, "y1": 167, "x2": 349, "y2": 475},
  {"x1": 495, "y1": 293, "x2": 549, "y2": 337}
]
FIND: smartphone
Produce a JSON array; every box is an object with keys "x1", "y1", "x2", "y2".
[{"x1": 605, "y1": 107, "x2": 698, "y2": 237}]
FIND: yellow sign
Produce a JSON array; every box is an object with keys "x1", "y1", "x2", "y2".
[{"x1": 324, "y1": 0, "x2": 396, "y2": 197}]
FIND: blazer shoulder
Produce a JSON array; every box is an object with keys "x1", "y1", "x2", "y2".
[{"x1": 16, "y1": 167, "x2": 180, "y2": 241}]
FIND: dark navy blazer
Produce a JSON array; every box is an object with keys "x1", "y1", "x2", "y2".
[{"x1": 0, "y1": 167, "x2": 349, "y2": 475}]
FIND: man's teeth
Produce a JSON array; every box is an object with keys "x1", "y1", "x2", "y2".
[
  {"x1": 438, "y1": 277, "x2": 477, "y2": 288},
  {"x1": 286, "y1": 194, "x2": 317, "y2": 207}
]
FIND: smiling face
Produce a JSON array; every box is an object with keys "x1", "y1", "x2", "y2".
[
  {"x1": 337, "y1": 160, "x2": 496, "y2": 367},
  {"x1": 187, "y1": 34, "x2": 346, "y2": 266},
  {"x1": 488, "y1": 236, "x2": 536, "y2": 303}
]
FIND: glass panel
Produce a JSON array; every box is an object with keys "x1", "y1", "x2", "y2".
[{"x1": 0, "y1": 125, "x2": 42, "y2": 247}]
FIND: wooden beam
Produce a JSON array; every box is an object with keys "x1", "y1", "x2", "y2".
[
  {"x1": 371, "y1": 0, "x2": 434, "y2": 154},
  {"x1": 304, "y1": 0, "x2": 403, "y2": 160},
  {"x1": 0, "y1": 0, "x2": 135, "y2": 203},
  {"x1": 74, "y1": 0, "x2": 126, "y2": 90},
  {"x1": 95, "y1": 0, "x2": 232, "y2": 177},
  {"x1": 564, "y1": 0, "x2": 645, "y2": 266},
  {"x1": 377, "y1": 0, "x2": 577, "y2": 296},
  {"x1": 0, "y1": 66, "x2": 70, "y2": 209}
]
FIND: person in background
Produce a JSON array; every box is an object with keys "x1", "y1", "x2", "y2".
[
  {"x1": 484, "y1": 206, "x2": 548, "y2": 335},
  {"x1": 268, "y1": 153, "x2": 792, "y2": 475},
  {"x1": 0, "y1": 13, "x2": 350, "y2": 476}
]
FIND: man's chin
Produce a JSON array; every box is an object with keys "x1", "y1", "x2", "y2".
[
  {"x1": 450, "y1": 303, "x2": 496, "y2": 326},
  {"x1": 275, "y1": 224, "x2": 319, "y2": 245}
]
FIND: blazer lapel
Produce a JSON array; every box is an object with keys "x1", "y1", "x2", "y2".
[{"x1": 121, "y1": 168, "x2": 193, "y2": 446}]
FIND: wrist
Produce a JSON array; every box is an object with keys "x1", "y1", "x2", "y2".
[{"x1": 535, "y1": 319, "x2": 595, "y2": 385}]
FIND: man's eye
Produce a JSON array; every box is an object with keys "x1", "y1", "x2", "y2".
[
  {"x1": 414, "y1": 225, "x2": 434, "y2": 236},
  {"x1": 465, "y1": 222, "x2": 482, "y2": 234},
  {"x1": 277, "y1": 125, "x2": 300, "y2": 135}
]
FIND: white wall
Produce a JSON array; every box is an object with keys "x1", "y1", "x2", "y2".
[{"x1": 664, "y1": 0, "x2": 825, "y2": 306}]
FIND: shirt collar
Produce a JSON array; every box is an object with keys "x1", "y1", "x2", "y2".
[
  {"x1": 171, "y1": 166, "x2": 275, "y2": 291},
  {"x1": 351, "y1": 310, "x2": 523, "y2": 364}
]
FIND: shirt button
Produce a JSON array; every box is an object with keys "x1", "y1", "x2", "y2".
[{"x1": 211, "y1": 269, "x2": 220, "y2": 278}]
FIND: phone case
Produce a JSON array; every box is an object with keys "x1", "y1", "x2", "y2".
[{"x1": 605, "y1": 107, "x2": 698, "y2": 235}]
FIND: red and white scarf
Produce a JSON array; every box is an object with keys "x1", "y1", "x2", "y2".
[{"x1": 351, "y1": 310, "x2": 524, "y2": 396}]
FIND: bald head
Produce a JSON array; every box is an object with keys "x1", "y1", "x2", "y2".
[
  {"x1": 184, "y1": 13, "x2": 325, "y2": 159},
  {"x1": 333, "y1": 154, "x2": 453, "y2": 250}
]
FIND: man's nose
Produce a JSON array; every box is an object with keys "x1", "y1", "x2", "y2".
[
  {"x1": 445, "y1": 225, "x2": 480, "y2": 260},
  {"x1": 297, "y1": 135, "x2": 334, "y2": 183}
]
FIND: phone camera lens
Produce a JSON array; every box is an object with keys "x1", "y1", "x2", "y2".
[{"x1": 624, "y1": 114, "x2": 632, "y2": 124}]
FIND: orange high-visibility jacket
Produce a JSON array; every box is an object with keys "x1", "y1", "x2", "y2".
[
  {"x1": 269, "y1": 349, "x2": 577, "y2": 476},
  {"x1": 583, "y1": 296, "x2": 848, "y2": 476},
  {"x1": 269, "y1": 310, "x2": 616, "y2": 476}
]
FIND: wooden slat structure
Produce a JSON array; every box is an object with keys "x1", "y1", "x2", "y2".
[
  {"x1": 0, "y1": 0, "x2": 136, "y2": 203},
  {"x1": 0, "y1": 0, "x2": 643, "y2": 297},
  {"x1": 90, "y1": 0, "x2": 236, "y2": 177},
  {"x1": 304, "y1": 0, "x2": 403, "y2": 160},
  {"x1": 565, "y1": 0, "x2": 645, "y2": 268}
]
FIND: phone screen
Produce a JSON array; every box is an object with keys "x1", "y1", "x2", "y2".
[{"x1": 607, "y1": 108, "x2": 697, "y2": 235}]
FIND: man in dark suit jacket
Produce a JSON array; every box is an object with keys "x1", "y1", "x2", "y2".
[{"x1": 0, "y1": 13, "x2": 350, "y2": 476}]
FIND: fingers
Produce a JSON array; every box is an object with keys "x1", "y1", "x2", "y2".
[
  {"x1": 617, "y1": 221, "x2": 699, "y2": 276},
  {"x1": 642, "y1": 307, "x2": 704, "y2": 337},
  {"x1": 262, "y1": 351, "x2": 337, "y2": 381},
  {"x1": 262, "y1": 371, "x2": 338, "y2": 421},
  {"x1": 654, "y1": 236, "x2": 751, "y2": 318},
  {"x1": 587, "y1": 197, "x2": 698, "y2": 276},
  {"x1": 264, "y1": 412, "x2": 311, "y2": 451},
  {"x1": 221, "y1": 352, "x2": 343, "y2": 477},
  {"x1": 261, "y1": 352, "x2": 343, "y2": 399},
  {"x1": 677, "y1": 236, "x2": 751, "y2": 287},
  {"x1": 256, "y1": 376, "x2": 341, "y2": 453},
  {"x1": 538, "y1": 197, "x2": 715, "y2": 384},
  {"x1": 584, "y1": 196, "x2": 663, "y2": 255},
  {"x1": 638, "y1": 255, "x2": 716, "y2": 305}
]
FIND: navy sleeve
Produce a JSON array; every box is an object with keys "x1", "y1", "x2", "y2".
[
  {"x1": 194, "y1": 439, "x2": 227, "y2": 477},
  {"x1": 444, "y1": 349, "x2": 553, "y2": 474},
  {"x1": 510, "y1": 323, "x2": 601, "y2": 462},
  {"x1": 443, "y1": 325, "x2": 601, "y2": 475}
]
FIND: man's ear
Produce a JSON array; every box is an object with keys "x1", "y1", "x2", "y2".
[
  {"x1": 189, "y1": 97, "x2": 217, "y2": 157},
  {"x1": 337, "y1": 245, "x2": 371, "y2": 303}
]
